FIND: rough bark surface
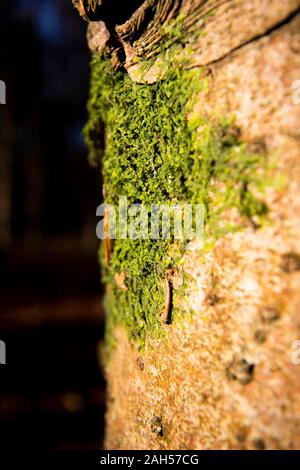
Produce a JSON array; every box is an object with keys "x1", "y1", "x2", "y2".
[{"x1": 73, "y1": 0, "x2": 300, "y2": 449}]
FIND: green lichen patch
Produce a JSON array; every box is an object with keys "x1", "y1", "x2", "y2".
[{"x1": 85, "y1": 54, "x2": 270, "y2": 350}]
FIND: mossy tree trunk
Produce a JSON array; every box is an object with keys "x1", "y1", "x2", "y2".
[{"x1": 73, "y1": 0, "x2": 300, "y2": 449}]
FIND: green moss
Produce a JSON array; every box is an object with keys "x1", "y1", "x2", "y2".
[{"x1": 85, "y1": 54, "x2": 270, "y2": 350}]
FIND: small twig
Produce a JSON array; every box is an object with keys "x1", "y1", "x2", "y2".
[
  {"x1": 104, "y1": 207, "x2": 111, "y2": 265},
  {"x1": 161, "y1": 270, "x2": 174, "y2": 324}
]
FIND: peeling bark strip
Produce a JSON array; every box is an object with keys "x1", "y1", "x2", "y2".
[
  {"x1": 73, "y1": 0, "x2": 300, "y2": 74},
  {"x1": 73, "y1": 0, "x2": 300, "y2": 451}
]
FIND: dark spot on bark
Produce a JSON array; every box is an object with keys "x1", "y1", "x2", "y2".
[
  {"x1": 151, "y1": 416, "x2": 164, "y2": 437},
  {"x1": 220, "y1": 125, "x2": 241, "y2": 146},
  {"x1": 254, "y1": 329, "x2": 267, "y2": 343},
  {"x1": 108, "y1": 394, "x2": 115, "y2": 404},
  {"x1": 136, "y1": 357, "x2": 145, "y2": 370},
  {"x1": 253, "y1": 438, "x2": 266, "y2": 450},
  {"x1": 226, "y1": 358, "x2": 255, "y2": 385},
  {"x1": 260, "y1": 306, "x2": 280, "y2": 324},
  {"x1": 248, "y1": 138, "x2": 267, "y2": 154},
  {"x1": 201, "y1": 394, "x2": 208, "y2": 403},
  {"x1": 236, "y1": 430, "x2": 247, "y2": 443},
  {"x1": 280, "y1": 252, "x2": 300, "y2": 273},
  {"x1": 206, "y1": 292, "x2": 220, "y2": 306}
]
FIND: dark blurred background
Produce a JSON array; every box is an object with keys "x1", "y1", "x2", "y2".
[{"x1": 0, "y1": 0, "x2": 105, "y2": 449}]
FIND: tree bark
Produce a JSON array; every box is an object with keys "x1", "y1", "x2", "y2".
[{"x1": 73, "y1": 0, "x2": 300, "y2": 449}]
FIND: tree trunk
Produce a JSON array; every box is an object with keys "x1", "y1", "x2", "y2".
[{"x1": 73, "y1": 0, "x2": 300, "y2": 450}]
